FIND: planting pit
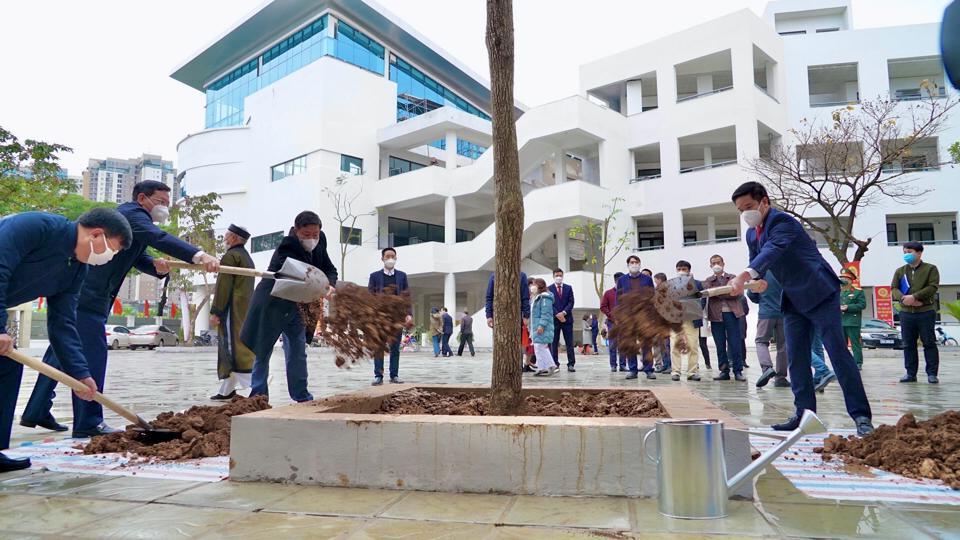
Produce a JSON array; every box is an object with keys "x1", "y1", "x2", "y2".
[{"x1": 230, "y1": 385, "x2": 751, "y2": 497}]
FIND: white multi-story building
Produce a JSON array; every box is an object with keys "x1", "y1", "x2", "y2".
[
  {"x1": 83, "y1": 154, "x2": 180, "y2": 203},
  {"x1": 172, "y1": 0, "x2": 959, "y2": 343}
]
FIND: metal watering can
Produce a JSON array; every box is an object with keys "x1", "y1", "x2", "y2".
[{"x1": 643, "y1": 410, "x2": 825, "y2": 519}]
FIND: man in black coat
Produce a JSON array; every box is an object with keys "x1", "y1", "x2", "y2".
[
  {"x1": 242, "y1": 211, "x2": 337, "y2": 402},
  {"x1": 440, "y1": 308, "x2": 454, "y2": 357},
  {"x1": 367, "y1": 247, "x2": 411, "y2": 385}
]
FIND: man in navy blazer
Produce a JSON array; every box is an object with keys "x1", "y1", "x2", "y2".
[
  {"x1": 548, "y1": 269, "x2": 576, "y2": 371},
  {"x1": 484, "y1": 272, "x2": 531, "y2": 325},
  {"x1": 1, "y1": 209, "x2": 132, "y2": 471},
  {"x1": 727, "y1": 182, "x2": 873, "y2": 436},
  {"x1": 22, "y1": 181, "x2": 220, "y2": 438},
  {"x1": 368, "y1": 247, "x2": 411, "y2": 385},
  {"x1": 617, "y1": 255, "x2": 656, "y2": 379}
]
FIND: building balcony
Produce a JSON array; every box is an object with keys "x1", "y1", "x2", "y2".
[
  {"x1": 675, "y1": 50, "x2": 733, "y2": 103},
  {"x1": 682, "y1": 203, "x2": 741, "y2": 248},
  {"x1": 630, "y1": 142, "x2": 662, "y2": 183},
  {"x1": 888, "y1": 56, "x2": 948, "y2": 101},
  {"x1": 808, "y1": 62, "x2": 859, "y2": 107},
  {"x1": 585, "y1": 71, "x2": 658, "y2": 116},
  {"x1": 886, "y1": 212, "x2": 958, "y2": 247},
  {"x1": 678, "y1": 125, "x2": 737, "y2": 174}
]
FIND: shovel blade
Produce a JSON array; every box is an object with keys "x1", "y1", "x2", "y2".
[
  {"x1": 662, "y1": 275, "x2": 700, "y2": 300},
  {"x1": 270, "y1": 258, "x2": 330, "y2": 303}
]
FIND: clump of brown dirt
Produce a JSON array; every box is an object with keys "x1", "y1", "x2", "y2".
[
  {"x1": 81, "y1": 396, "x2": 270, "y2": 460},
  {"x1": 374, "y1": 388, "x2": 667, "y2": 417},
  {"x1": 324, "y1": 283, "x2": 412, "y2": 368},
  {"x1": 813, "y1": 411, "x2": 960, "y2": 489},
  {"x1": 609, "y1": 288, "x2": 683, "y2": 356}
]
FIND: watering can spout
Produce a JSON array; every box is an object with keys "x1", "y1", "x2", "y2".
[{"x1": 726, "y1": 410, "x2": 826, "y2": 495}]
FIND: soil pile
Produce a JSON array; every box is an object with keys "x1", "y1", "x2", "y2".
[
  {"x1": 324, "y1": 282, "x2": 412, "y2": 368},
  {"x1": 609, "y1": 288, "x2": 683, "y2": 355},
  {"x1": 82, "y1": 396, "x2": 270, "y2": 460},
  {"x1": 814, "y1": 411, "x2": 960, "y2": 489},
  {"x1": 374, "y1": 388, "x2": 667, "y2": 417}
]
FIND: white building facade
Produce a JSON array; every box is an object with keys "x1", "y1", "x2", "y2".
[{"x1": 173, "y1": 0, "x2": 959, "y2": 345}]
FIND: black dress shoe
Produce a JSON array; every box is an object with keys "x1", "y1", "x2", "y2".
[
  {"x1": 928, "y1": 375, "x2": 939, "y2": 384},
  {"x1": 72, "y1": 424, "x2": 122, "y2": 438},
  {"x1": 522, "y1": 365, "x2": 536, "y2": 373},
  {"x1": 772, "y1": 415, "x2": 801, "y2": 431},
  {"x1": 814, "y1": 372, "x2": 836, "y2": 392},
  {"x1": 0, "y1": 453, "x2": 30, "y2": 473},
  {"x1": 774, "y1": 378, "x2": 791, "y2": 388},
  {"x1": 755, "y1": 367, "x2": 776, "y2": 388},
  {"x1": 645, "y1": 372, "x2": 657, "y2": 380},
  {"x1": 20, "y1": 416, "x2": 68, "y2": 432},
  {"x1": 713, "y1": 373, "x2": 731, "y2": 381},
  {"x1": 210, "y1": 391, "x2": 237, "y2": 401},
  {"x1": 899, "y1": 374, "x2": 917, "y2": 383},
  {"x1": 568, "y1": 366, "x2": 576, "y2": 372},
  {"x1": 855, "y1": 417, "x2": 874, "y2": 436}
]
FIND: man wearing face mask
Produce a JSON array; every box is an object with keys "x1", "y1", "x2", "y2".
[
  {"x1": 243, "y1": 211, "x2": 338, "y2": 402},
  {"x1": 727, "y1": 181, "x2": 873, "y2": 436},
  {"x1": 368, "y1": 248, "x2": 411, "y2": 385},
  {"x1": 547, "y1": 269, "x2": 576, "y2": 372},
  {"x1": 838, "y1": 267, "x2": 866, "y2": 371},
  {"x1": 617, "y1": 255, "x2": 656, "y2": 380},
  {"x1": 0, "y1": 209, "x2": 132, "y2": 471},
  {"x1": 703, "y1": 254, "x2": 746, "y2": 382},
  {"x1": 892, "y1": 242, "x2": 940, "y2": 384},
  {"x1": 22, "y1": 181, "x2": 219, "y2": 437}
]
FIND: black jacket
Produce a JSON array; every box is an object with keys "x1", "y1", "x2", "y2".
[{"x1": 240, "y1": 232, "x2": 338, "y2": 359}]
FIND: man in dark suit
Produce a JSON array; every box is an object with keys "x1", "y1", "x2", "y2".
[
  {"x1": 485, "y1": 272, "x2": 531, "y2": 368},
  {"x1": 548, "y1": 269, "x2": 576, "y2": 372},
  {"x1": 22, "y1": 181, "x2": 219, "y2": 438},
  {"x1": 368, "y1": 247, "x2": 411, "y2": 385},
  {"x1": 440, "y1": 308, "x2": 454, "y2": 357},
  {"x1": 1, "y1": 209, "x2": 132, "y2": 471},
  {"x1": 617, "y1": 256, "x2": 656, "y2": 379},
  {"x1": 727, "y1": 182, "x2": 873, "y2": 436}
]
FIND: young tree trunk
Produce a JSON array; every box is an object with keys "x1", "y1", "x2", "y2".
[{"x1": 486, "y1": 0, "x2": 523, "y2": 415}]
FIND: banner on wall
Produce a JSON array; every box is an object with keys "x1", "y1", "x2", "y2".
[
  {"x1": 842, "y1": 260, "x2": 862, "y2": 289},
  {"x1": 874, "y1": 286, "x2": 894, "y2": 326}
]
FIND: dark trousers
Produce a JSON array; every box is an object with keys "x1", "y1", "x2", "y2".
[
  {"x1": 711, "y1": 312, "x2": 744, "y2": 376},
  {"x1": 441, "y1": 333, "x2": 453, "y2": 356},
  {"x1": 250, "y1": 310, "x2": 313, "y2": 402},
  {"x1": 699, "y1": 334, "x2": 711, "y2": 367},
  {"x1": 627, "y1": 349, "x2": 653, "y2": 373},
  {"x1": 551, "y1": 320, "x2": 576, "y2": 367},
  {"x1": 23, "y1": 307, "x2": 109, "y2": 432},
  {"x1": 659, "y1": 339, "x2": 672, "y2": 371},
  {"x1": 900, "y1": 310, "x2": 940, "y2": 376},
  {"x1": 0, "y1": 356, "x2": 23, "y2": 450},
  {"x1": 457, "y1": 334, "x2": 475, "y2": 356},
  {"x1": 784, "y1": 294, "x2": 872, "y2": 420},
  {"x1": 591, "y1": 330, "x2": 599, "y2": 352},
  {"x1": 374, "y1": 331, "x2": 402, "y2": 379}
]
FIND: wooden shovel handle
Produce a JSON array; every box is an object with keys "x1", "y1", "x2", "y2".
[
  {"x1": 700, "y1": 281, "x2": 764, "y2": 298},
  {"x1": 163, "y1": 260, "x2": 274, "y2": 279},
  {"x1": 6, "y1": 349, "x2": 147, "y2": 428}
]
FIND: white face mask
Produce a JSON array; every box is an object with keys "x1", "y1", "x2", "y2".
[
  {"x1": 742, "y1": 209, "x2": 762, "y2": 228},
  {"x1": 300, "y1": 238, "x2": 319, "y2": 252},
  {"x1": 712, "y1": 264, "x2": 724, "y2": 274},
  {"x1": 86, "y1": 235, "x2": 117, "y2": 266},
  {"x1": 384, "y1": 258, "x2": 396, "y2": 269},
  {"x1": 554, "y1": 276, "x2": 563, "y2": 285},
  {"x1": 677, "y1": 270, "x2": 689, "y2": 277},
  {"x1": 150, "y1": 204, "x2": 170, "y2": 223},
  {"x1": 529, "y1": 286, "x2": 539, "y2": 295},
  {"x1": 628, "y1": 264, "x2": 641, "y2": 275}
]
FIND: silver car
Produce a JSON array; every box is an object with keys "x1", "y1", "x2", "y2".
[
  {"x1": 129, "y1": 325, "x2": 180, "y2": 349},
  {"x1": 104, "y1": 325, "x2": 131, "y2": 350}
]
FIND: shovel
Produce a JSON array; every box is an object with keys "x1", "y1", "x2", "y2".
[
  {"x1": 5, "y1": 349, "x2": 179, "y2": 443},
  {"x1": 164, "y1": 258, "x2": 329, "y2": 303},
  {"x1": 656, "y1": 276, "x2": 764, "y2": 323}
]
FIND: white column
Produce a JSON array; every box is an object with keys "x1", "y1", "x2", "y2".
[
  {"x1": 378, "y1": 211, "x2": 389, "y2": 248},
  {"x1": 696, "y1": 74, "x2": 713, "y2": 95},
  {"x1": 444, "y1": 196, "x2": 456, "y2": 245},
  {"x1": 707, "y1": 216, "x2": 717, "y2": 243},
  {"x1": 194, "y1": 287, "x2": 211, "y2": 334},
  {"x1": 626, "y1": 79, "x2": 644, "y2": 115},
  {"x1": 557, "y1": 229, "x2": 569, "y2": 272},
  {"x1": 445, "y1": 130, "x2": 457, "y2": 170},
  {"x1": 703, "y1": 146, "x2": 713, "y2": 167},
  {"x1": 444, "y1": 273, "x2": 456, "y2": 313},
  {"x1": 554, "y1": 150, "x2": 565, "y2": 183},
  {"x1": 765, "y1": 62, "x2": 776, "y2": 97}
]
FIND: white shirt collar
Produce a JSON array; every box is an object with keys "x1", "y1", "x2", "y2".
[{"x1": 383, "y1": 268, "x2": 396, "y2": 276}]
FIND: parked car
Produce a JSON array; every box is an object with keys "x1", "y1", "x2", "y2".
[
  {"x1": 104, "y1": 325, "x2": 132, "y2": 350},
  {"x1": 129, "y1": 325, "x2": 180, "y2": 349},
  {"x1": 861, "y1": 318, "x2": 903, "y2": 349}
]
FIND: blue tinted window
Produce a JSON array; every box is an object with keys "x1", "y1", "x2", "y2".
[
  {"x1": 271, "y1": 155, "x2": 306, "y2": 182},
  {"x1": 204, "y1": 14, "x2": 388, "y2": 129}
]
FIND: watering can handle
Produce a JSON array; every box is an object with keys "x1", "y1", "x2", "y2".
[{"x1": 642, "y1": 429, "x2": 659, "y2": 464}]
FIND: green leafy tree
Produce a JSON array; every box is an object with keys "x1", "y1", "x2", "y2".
[
  {"x1": 58, "y1": 194, "x2": 116, "y2": 220},
  {"x1": 0, "y1": 126, "x2": 73, "y2": 216},
  {"x1": 949, "y1": 141, "x2": 960, "y2": 163},
  {"x1": 568, "y1": 197, "x2": 633, "y2": 302},
  {"x1": 149, "y1": 193, "x2": 223, "y2": 342},
  {"x1": 942, "y1": 299, "x2": 960, "y2": 325}
]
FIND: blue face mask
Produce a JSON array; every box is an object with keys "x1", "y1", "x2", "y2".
[{"x1": 903, "y1": 253, "x2": 917, "y2": 264}]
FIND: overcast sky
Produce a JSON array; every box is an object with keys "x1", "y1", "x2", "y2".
[{"x1": 0, "y1": 0, "x2": 951, "y2": 176}]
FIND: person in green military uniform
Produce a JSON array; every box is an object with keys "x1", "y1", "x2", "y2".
[
  {"x1": 839, "y1": 267, "x2": 866, "y2": 369},
  {"x1": 209, "y1": 225, "x2": 256, "y2": 400}
]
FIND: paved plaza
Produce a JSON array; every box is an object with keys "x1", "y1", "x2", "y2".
[{"x1": 2, "y1": 345, "x2": 958, "y2": 539}]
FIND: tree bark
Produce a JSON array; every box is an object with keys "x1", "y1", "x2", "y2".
[{"x1": 486, "y1": 0, "x2": 523, "y2": 415}]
